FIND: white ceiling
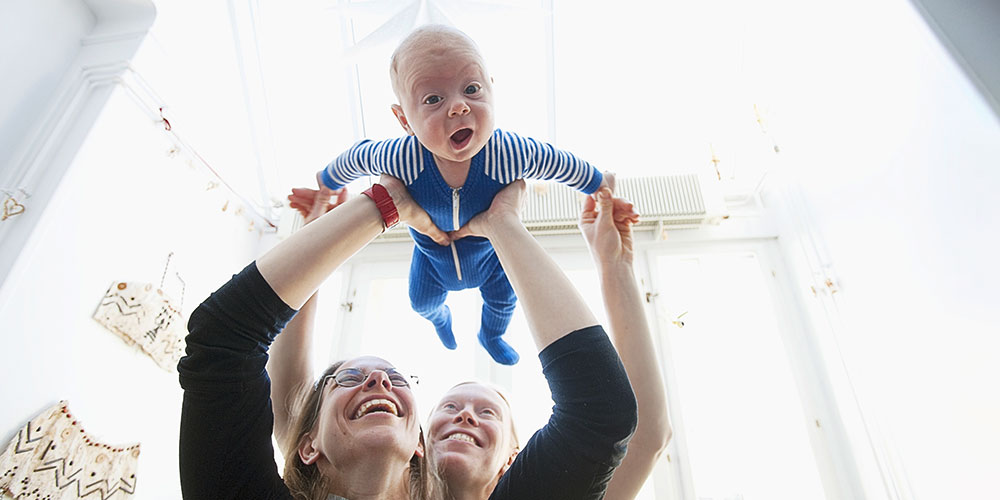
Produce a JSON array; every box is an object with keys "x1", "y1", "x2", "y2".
[{"x1": 133, "y1": 0, "x2": 903, "y2": 210}]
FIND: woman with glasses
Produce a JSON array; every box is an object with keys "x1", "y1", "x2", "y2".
[
  {"x1": 179, "y1": 177, "x2": 638, "y2": 499},
  {"x1": 271, "y1": 181, "x2": 669, "y2": 500}
]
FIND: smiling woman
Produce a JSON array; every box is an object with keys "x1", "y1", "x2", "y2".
[
  {"x1": 282, "y1": 357, "x2": 431, "y2": 500},
  {"x1": 427, "y1": 382, "x2": 520, "y2": 498}
]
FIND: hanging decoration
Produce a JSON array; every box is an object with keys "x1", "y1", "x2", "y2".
[
  {"x1": 709, "y1": 143, "x2": 722, "y2": 181},
  {"x1": 114, "y1": 66, "x2": 278, "y2": 234},
  {"x1": 1, "y1": 188, "x2": 30, "y2": 222},
  {"x1": 92, "y1": 253, "x2": 186, "y2": 373},
  {"x1": 753, "y1": 104, "x2": 781, "y2": 154},
  {"x1": 0, "y1": 401, "x2": 139, "y2": 499},
  {"x1": 672, "y1": 311, "x2": 689, "y2": 328}
]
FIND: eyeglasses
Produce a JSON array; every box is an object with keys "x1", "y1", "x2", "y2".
[
  {"x1": 318, "y1": 368, "x2": 418, "y2": 390},
  {"x1": 311, "y1": 368, "x2": 419, "y2": 422}
]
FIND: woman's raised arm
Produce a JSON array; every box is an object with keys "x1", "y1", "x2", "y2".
[
  {"x1": 266, "y1": 179, "x2": 449, "y2": 443},
  {"x1": 452, "y1": 181, "x2": 637, "y2": 500},
  {"x1": 258, "y1": 176, "x2": 448, "y2": 309},
  {"x1": 266, "y1": 186, "x2": 345, "y2": 445},
  {"x1": 580, "y1": 190, "x2": 671, "y2": 500}
]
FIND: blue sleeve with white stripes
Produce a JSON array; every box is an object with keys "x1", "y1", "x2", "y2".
[
  {"x1": 317, "y1": 136, "x2": 425, "y2": 189},
  {"x1": 483, "y1": 130, "x2": 604, "y2": 194}
]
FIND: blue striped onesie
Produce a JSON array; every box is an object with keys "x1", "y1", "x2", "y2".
[{"x1": 319, "y1": 129, "x2": 603, "y2": 364}]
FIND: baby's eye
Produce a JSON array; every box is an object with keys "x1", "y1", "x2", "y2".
[
  {"x1": 442, "y1": 402, "x2": 458, "y2": 411},
  {"x1": 480, "y1": 407, "x2": 498, "y2": 417},
  {"x1": 424, "y1": 95, "x2": 442, "y2": 105},
  {"x1": 464, "y1": 84, "x2": 481, "y2": 95}
]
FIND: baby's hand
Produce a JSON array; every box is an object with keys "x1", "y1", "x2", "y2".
[
  {"x1": 288, "y1": 186, "x2": 347, "y2": 225},
  {"x1": 595, "y1": 171, "x2": 616, "y2": 197}
]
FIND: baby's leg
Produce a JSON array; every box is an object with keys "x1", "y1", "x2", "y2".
[
  {"x1": 478, "y1": 268, "x2": 518, "y2": 365},
  {"x1": 409, "y1": 252, "x2": 456, "y2": 349}
]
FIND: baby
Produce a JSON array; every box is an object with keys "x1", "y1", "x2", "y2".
[{"x1": 315, "y1": 25, "x2": 607, "y2": 364}]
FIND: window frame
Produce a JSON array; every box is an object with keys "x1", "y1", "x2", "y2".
[{"x1": 324, "y1": 234, "x2": 859, "y2": 499}]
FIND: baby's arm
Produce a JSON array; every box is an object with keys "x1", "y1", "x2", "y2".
[
  {"x1": 496, "y1": 130, "x2": 606, "y2": 194},
  {"x1": 316, "y1": 136, "x2": 424, "y2": 190}
]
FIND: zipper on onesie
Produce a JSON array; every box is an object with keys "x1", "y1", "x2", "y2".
[{"x1": 450, "y1": 187, "x2": 463, "y2": 281}]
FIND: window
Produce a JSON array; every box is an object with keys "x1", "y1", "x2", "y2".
[
  {"x1": 651, "y1": 248, "x2": 825, "y2": 500},
  {"x1": 327, "y1": 239, "x2": 830, "y2": 499}
]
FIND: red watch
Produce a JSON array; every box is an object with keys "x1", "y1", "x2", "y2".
[{"x1": 361, "y1": 183, "x2": 399, "y2": 230}]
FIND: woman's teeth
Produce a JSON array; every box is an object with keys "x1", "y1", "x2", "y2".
[
  {"x1": 354, "y1": 399, "x2": 398, "y2": 419},
  {"x1": 446, "y1": 433, "x2": 476, "y2": 444}
]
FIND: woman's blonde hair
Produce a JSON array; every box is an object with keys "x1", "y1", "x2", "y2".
[{"x1": 281, "y1": 361, "x2": 441, "y2": 500}]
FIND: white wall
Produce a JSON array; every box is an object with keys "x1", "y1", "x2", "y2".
[
  {"x1": 0, "y1": 0, "x2": 94, "y2": 169},
  {"x1": 0, "y1": 0, "x2": 155, "y2": 303},
  {"x1": 0, "y1": 87, "x2": 260, "y2": 499},
  {"x1": 760, "y1": 0, "x2": 1000, "y2": 498}
]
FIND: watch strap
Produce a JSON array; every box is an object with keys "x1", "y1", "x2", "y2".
[{"x1": 361, "y1": 184, "x2": 399, "y2": 230}]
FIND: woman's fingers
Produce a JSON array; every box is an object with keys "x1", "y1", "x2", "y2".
[
  {"x1": 449, "y1": 226, "x2": 476, "y2": 240},
  {"x1": 376, "y1": 175, "x2": 450, "y2": 246},
  {"x1": 604, "y1": 171, "x2": 616, "y2": 193},
  {"x1": 412, "y1": 219, "x2": 450, "y2": 245},
  {"x1": 452, "y1": 180, "x2": 528, "y2": 241}
]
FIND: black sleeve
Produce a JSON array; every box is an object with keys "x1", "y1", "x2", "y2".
[
  {"x1": 177, "y1": 262, "x2": 298, "y2": 500},
  {"x1": 489, "y1": 325, "x2": 638, "y2": 500}
]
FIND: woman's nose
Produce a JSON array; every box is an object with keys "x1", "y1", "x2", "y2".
[
  {"x1": 453, "y1": 409, "x2": 478, "y2": 425},
  {"x1": 364, "y1": 370, "x2": 392, "y2": 390},
  {"x1": 448, "y1": 100, "x2": 470, "y2": 117}
]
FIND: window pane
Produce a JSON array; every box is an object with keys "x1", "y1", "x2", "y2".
[
  {"x1": 349, "y1": 258, "x2": 664, "y2": 496},
  {"x1": 657, "y1": 252, "x2": 825, "y2": 500},
  {"x1": 356, "y1": 276, "x2": 481, "y2": 421}
]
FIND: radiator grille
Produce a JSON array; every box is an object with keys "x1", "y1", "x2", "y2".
[
  {"x1": 279, "y1": 175, "x2": 715, "y2": 242},
  {"x1": 520, "y1": 174, "x2": 706, "y2": 233},
  {"x1": 375, "y1": 174, "x2": 710, "y2": 240}
]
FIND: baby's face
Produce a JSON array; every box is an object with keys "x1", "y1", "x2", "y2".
[{"x1": 393, "y1": 42, "x2": 494, "y2": 167}]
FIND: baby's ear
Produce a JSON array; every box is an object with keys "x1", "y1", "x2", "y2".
[{"x1": 391, "y1": 104, "x2": 414, "y2": 136}]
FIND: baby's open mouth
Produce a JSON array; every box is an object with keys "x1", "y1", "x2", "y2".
[{"x1": 450, "y1": 128, "x2": 473, "y2": 148}]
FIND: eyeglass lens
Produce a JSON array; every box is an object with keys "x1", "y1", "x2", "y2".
[{"x1": 330, "y1": 368, "x2": 411, "y2": 388}]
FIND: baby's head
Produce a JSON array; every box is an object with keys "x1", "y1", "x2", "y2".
[{"x1": 389, "y1": 25, "x2": 495, "y2": 166}]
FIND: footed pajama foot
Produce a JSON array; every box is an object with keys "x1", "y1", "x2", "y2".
[
  {"x1": 434, "y1": 305, "x2": 457, "y2": 350},
  {"x1": 478, "y1": 331, "x2": 519, "y2": 365}
]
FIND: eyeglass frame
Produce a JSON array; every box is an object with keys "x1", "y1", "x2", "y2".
[{"x1": 310, "y1": 367, "x2": 420, "y2": 424}]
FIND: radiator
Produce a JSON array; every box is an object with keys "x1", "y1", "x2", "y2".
[
  {"x1": 521, "y1": 174, "x2": 712, "y2": 235},
  {"x1": 278, "y1": 174, "x2": 724, "y2": 242}
]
